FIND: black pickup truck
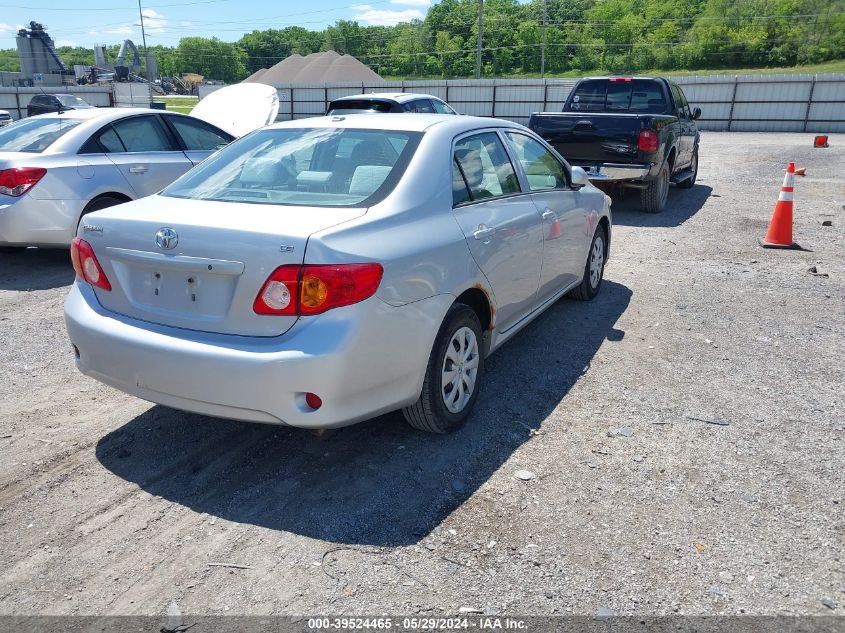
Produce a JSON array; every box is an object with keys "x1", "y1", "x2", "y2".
[{"x1": 528, "y1": 76, "x2": 701, "y2": 212}]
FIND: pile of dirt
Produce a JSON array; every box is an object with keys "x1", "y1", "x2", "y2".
[{"x1": 244, "y1": 51, "x2": 383, "y2": 85}]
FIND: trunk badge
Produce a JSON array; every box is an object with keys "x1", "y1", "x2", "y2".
[{"x1": 155, "y1": 227, "x2": 178, "y2": 250}]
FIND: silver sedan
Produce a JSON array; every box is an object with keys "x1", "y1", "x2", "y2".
[
  {"x1": 0, "y1": 107, "x2": 233, "y2": 250},
  {"x1": 64, "y1": 114, "x2": 612, "y2": 433}
]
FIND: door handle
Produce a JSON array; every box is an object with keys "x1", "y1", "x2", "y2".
[
  {"x1": 129, "y1": 166, "x2": 148, "y2": 174},
  {"x1": 542, "y1": 208, "x2": 556, "y2": 220},
  {"x1": 473, "y1": 224, "x2": 494, "y2": 242}
]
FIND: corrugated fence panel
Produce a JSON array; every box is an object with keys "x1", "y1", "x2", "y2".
[{"x1": 251, "y1": 73, "x2": 845, "y2": 131}]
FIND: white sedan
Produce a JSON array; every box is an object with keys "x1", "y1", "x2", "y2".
[{"x1": 64, "y1": 114, "x2": 611, "y2": 433}]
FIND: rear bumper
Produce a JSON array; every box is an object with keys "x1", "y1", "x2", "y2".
[
  {"x1": 575, "y1": 163, "x2": 652, "y2": 182},
  {"x1": 64, "y1": 283, "x2": 452, "y2": 428},
  {"x1": 0, "y1": 195, "x2": 85, "y2": 247}
]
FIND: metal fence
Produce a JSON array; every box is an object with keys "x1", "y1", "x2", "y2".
[
  {"x1": 673, "y1": 73, "x2": 845, "y2": 132},
  {"x1": 0, "y1": 86, "x2": 113, "y2": 121},
  {"x1": 113, "y1": 82, "x2": 156, "y2": 108},
  {"x1": 200, "y1": 72, "x2": 845, "y2": 133}
]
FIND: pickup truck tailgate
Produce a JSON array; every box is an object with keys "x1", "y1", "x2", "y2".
[{"x1": 531, "y1": 112, "x2": 642, "y2": 164}]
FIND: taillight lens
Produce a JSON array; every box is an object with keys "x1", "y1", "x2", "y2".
[
  {"x1": 0, "y1": 167, "x2": 46, "y2": 196},
  {"x1": 609, "y1": 77, "x2": 633, "y2": 82},
  {"x1": 638, "y1": 129, "x2": 659, "y2": 152},
  {"x1": 70, "y1": 237, "x2": 111, "y2": 291},
  {"x1": 254, "y1": 263, "x2": 383, "y2": 316},
  {"x1": 253, "y1": 265, "x2": 299, "y2": 315}
]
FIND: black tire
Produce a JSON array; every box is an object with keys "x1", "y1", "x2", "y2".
[
  {"x1": 677, "y1": 147, "x2": 698, "y2": 189},
  {"x1": 568, "y1": 225, "x2": 607, "y2": 301},
  {"x1": 640, "y1": 161, "x2": 669, "y2": 213},
  {"x1": 402, "y1": 303, "x2": 484, "y2": 434},
  {"x1": 78, "y1": 196, "x2": 128, "y2": 229}
]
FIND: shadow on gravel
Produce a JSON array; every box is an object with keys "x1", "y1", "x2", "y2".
[
  {"x1": 0, "y1": 248, "x2": 74, "y2": 291},
  {"x1": 96, "y1": 280, "x2": 632, "y2": 546},
  {"x1": 611, "y1": 183, "x2": 712, "y2": 228}
]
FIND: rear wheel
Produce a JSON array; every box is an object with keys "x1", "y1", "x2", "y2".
[
  {"x1": 677, "y1": 147, "x2": 698, "y2": 189},
  {"x1": 640, "y1": 161, "x2": 669, "y2": 213},
  {"x1": 568, "y1": 225, "x2": 607, "y2": 301},
  {"x1": 402, "y1": 303, "x2": 484, "y2": 434},
  {"x1": 78, "y1": 196, "x2": 128, "y2": 229}
]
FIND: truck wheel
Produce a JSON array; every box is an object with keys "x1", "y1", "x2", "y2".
[
  {"x1": 677, "y1": 147, "x2": 698, "y2": 189},
  {"x1": 640, "y1": 162, "x2": 669, "y2": 213},
  {"x1": 402, "y1": 303, "x2": 484, "y2": 434}
]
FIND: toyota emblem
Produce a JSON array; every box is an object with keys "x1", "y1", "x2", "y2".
[{"x1": 155, "y1": 227, "x2": 178, "y2": 250}]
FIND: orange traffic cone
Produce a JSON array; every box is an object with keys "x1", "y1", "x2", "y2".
[{"x1": 760, "y1": 161, "x2": 800, "y2": 249}]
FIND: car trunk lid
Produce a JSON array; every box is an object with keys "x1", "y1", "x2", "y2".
[{"x1": 83, "y1": 195, "x2": 365, "y2": 337}]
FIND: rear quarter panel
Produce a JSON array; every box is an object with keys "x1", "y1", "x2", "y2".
[{"x1": 305, "y1": 126, "x2": 486, "y2": 310}]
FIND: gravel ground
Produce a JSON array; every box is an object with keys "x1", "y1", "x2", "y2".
[{"x1": 0, "y1": 132, "x2": 842, "y2": 618}]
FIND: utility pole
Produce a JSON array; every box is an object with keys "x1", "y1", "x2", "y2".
[
  {"x1": 540, "y1": 0, "x2": 547, "y2": 77},
  {"x1": 475, "y1": 0, "x2": 483, "y2": 79},
  {"x1": 138, "y1": 0, "x2": 152, "y2": 104}
]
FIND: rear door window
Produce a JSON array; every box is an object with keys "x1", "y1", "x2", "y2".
[
  {"x1": 109, "y1": 115, "x2": 175, "y2": 152},
  {"x1": 432, "y1": 99, "x2": 457, "y2": 114},
  {"x1": 566, "y1": 80, "x2": 667, "y2": 113},
  {"x1": 406, "y1": 99, "x2": 436, "y2": 113},
  {"x1": 453, "y1": 132, "x2": 520, "y2": 204},
  {"x1": 671, "y1": 84, "x2": 691, "y2": 119}
]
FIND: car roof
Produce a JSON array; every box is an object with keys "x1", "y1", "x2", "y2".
[
  {"x1": 268, "y1": 113, "x2": 523, "y2": 134},
  {"x1": 28, "y1": 107, "x2": 157, "y2": 122},
  {"x1": 331, "y1": 92, "x2": 442, "y2": 104}
]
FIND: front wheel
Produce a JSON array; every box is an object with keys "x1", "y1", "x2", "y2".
[
  {"x1": 402, "y1": 303, "x2": 484, "y2": 434},
  {"x1": 640, "y1": 161, "x2": 669, "y2": 213},
  {"x1": 568, "y1": 225, "x2": 607, "y2": 301}
]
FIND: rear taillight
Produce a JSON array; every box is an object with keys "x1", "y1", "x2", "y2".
[
  {"x1": 254, "y1": 263, "x2": 383, "y2": 316},
  {"x1": 609, "y1": 77, "x2": 633, "y2": 82},
  {"x1": 70, "y1": 237, "x2": 111, "y2": 291},
  {"x1": 0, "y1": 167, "x2": 46, "y2": 196},
  {"x1": 638, "y1": 129, "x2": 659, "y2": 152}
]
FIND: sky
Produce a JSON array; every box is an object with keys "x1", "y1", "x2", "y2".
[{"x1": 0, "y1": 0, "x2": 436, "y2": 50}]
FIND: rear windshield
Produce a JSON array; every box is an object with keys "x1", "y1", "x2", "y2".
[
  {"x1": 0, "y1": 117, "x2": 83, "y2": 152},
  {"x1": 163, "y1": 127, "x2": 422, "y2": 207},
  {"x1": 327, "y1": 100, "x2": 394, "y2": 115},
  {"x1": 56, "y1": 95, "x2": 92, "y2": 108},
  {"x1": 565, "y1": 80, "x2": 667, "y2": 113}
]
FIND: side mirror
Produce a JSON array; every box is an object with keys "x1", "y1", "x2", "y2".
[
  {"x1": 570, "y1": 166, "x2": 590, "y2": 189},
  {"x1": 692, "y1": 107, "x2": 701, "y2": 120}
]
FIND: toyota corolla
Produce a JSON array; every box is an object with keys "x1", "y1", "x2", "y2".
[{"x1": 64, "y1": 114, "x2": 611, "y2": 433}]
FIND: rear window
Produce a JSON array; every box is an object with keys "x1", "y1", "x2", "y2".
[
  {"x1": 56, "y1": 95, "x2": 92, "y2": 108},
  {"x1": 327, "y1": 99, "x2": 394, "y2": 114},
  {"x1": 163, "y1": 127, "x2": 422, "y2": 208},
  {"x1": 0, "y1": 117, "x2": 82, "y2": 152},
  {"x1": 565, "y1": 80, "x2": 667, "y2": 113}
]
